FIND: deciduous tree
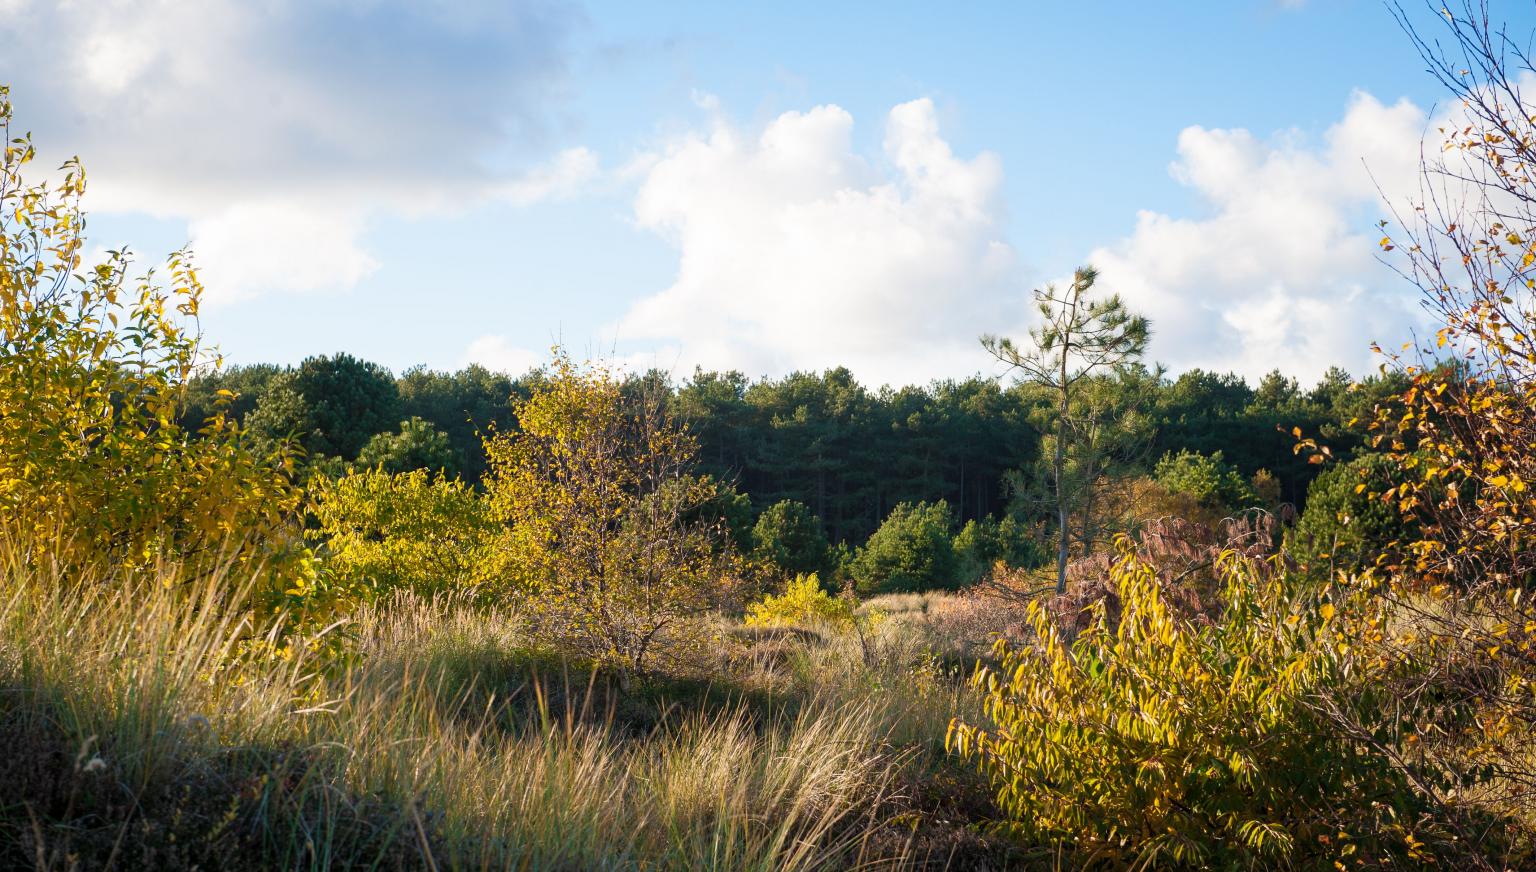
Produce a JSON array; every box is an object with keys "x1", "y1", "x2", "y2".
[{"x1": 483, "y1": 350, "x2": 736, "y2": 673}]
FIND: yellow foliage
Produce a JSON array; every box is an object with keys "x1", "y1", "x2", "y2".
[
  {"x1": 308, "y1": 467, "x2": 505, "y2": 601},
  {"x1": 948, "y1": 540, "x2": 1434, "y2": 866},
  {"x1": 0, "y1": 86, "x2": 300, "y2": 585},
  {"x1": 482, "y1": 349, "x2": 736, "y2": 672},
  {"x1": 745, "y1": 574, "x2": 861, "y2": 630}
]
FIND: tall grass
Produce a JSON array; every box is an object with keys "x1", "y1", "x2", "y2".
[{"x1": 0, "y1": 539, "x2": 914, "y2": 870}]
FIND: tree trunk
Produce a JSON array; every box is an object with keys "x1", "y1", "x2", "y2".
[
  {"x1": 1054, "y1": 426, "x2": 1069, "y2": 594},
  {"x1": 1055, "y1": 344, "x2": 1071, "y2": 595}
]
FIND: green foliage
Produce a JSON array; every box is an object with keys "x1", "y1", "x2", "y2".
[
  {"x1": 851, "y1": 500, "x2": 958, "y2": 595},
  {"x1": 984, "y1": 265, "x2": 1153, "y2": 593},
  {"x1": 397, "y1": 363, "x2": 521, "y2": 481},
  {"x1": 356, "y1": 416, "x2": 459, "y2": 476},
  {"x1": 160, "y1": 353, "x2": 1381, "y2": 551},
  {"x1": 674, "y1": 368, "x2": 1040, "y2": 546},
  {"x1": 951, "y1": 515, "x2": 1044, "y2": 584},
  {"x1": 309, "y1": 467, "x2": 503, "y2": 599},
  {"x1": 949, "y1": 544, "x2": 1433, "y2": 867},
  {"x1": 1150, "y1": 367, "x2": 1389, "y2": 508},
  {"x1": 1000, "y1": 369, "x2": 1159, "y2": 579},
  {"x1": 1154, "y1": 449, "x2": 1258, "y2": 513},
  {"x1": 750, "y1": 500, "x2": 832, "y2": 579},
  {"x1": 700, "y1": 479, "x2": 756, "y2": 555},
  {"x1": 1250, "y1": 368, "x2": 1303, "y2": 412},
  {"x1": 178, "y1": 363, "x2": 285, "y2": 431},
  {"x1": 248, "y1": 353, "x2": 400, "y2": 462},
  {"x1": 1291, "y1": 452, "x2": 1414, "y2": 578},
  {"x1": 744, "y1": 574, "x2": 857, "y2": 629}
]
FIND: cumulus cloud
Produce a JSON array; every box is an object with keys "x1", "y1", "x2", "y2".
[
  {"x1": 186, "y1": 202, "x2": 378, "y2": 298},
  {"x1": 1089, "y1": 91, "x2": 1430, "y2": 382},
  {"x1": 0, "y1": 0, "x2": 583, "y2": 301},
  {"x1": 617, "y1": 89, "x2": 1440, "y2": 387},
  {"x1": 615, "y1": 98, "x2": 1022, "y2": 387}
]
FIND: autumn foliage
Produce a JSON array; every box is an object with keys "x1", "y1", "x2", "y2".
[
  {"x1": 0, "y1": 86, "x2": 299, "y2": 582},
  {"x1": 483, "y1": 351, "x2": 739, "y2": 672},
  {"x1": 949, "y1": 543, "x2": 1435, "y2": 867}
]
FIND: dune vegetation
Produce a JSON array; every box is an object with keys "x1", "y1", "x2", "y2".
[{"x1": 7, "y1": 5, "x2": 1536, "y2": 870}]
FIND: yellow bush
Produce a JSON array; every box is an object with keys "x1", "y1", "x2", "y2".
[
  {"x1": 483, "y1": 350, "x2": 736, "y2": 672},
  {"x1": 309, "y1": 467, "x2": 504, "y2": 600},
  {"x1": 0, "y1": 86, "x2": 299, "y2": 580},
  {"x1": 949, "y1": 540, "x2": 1438, "y2": 866},
  {"x1": 744, "y1": 574, "x2": 857, "y2": 629}
]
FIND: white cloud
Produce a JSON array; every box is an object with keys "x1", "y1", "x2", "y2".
[
  {"x1": 463, "y1": 335, "x2": 543, "y2": 376},
  {"x1": 499, "y1": 147, "x2": 601, "y2": 206},
  {"x1": 616, "y1": 98, "x2": 1022, "y2": 387},
  {"x1": 0, "y1": 0, "x2": 582, "y2": 301},
  {"x1": 1088, "y1": 90, "x2": 1430, "y2": 383},
  {"x1": 186, "y1": 202, "x2": 378, "y2": 300}
]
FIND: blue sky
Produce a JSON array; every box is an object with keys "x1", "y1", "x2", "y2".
[{"x1": 3, "y1": 0, "x2": 1525, "y2": 387}]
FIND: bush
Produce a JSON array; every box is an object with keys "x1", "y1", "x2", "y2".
[
  {"x1": 483, "y1": 350, "x2": 737, "y2": 672},
  {"x1": 744, "y1": 574, "x2": 856, "y2": 629},
  {"x1": 1154, "y1": 449, "x2": 1257, "y2": 514},
  {"x1": 951, "y1": 515, "x2": 1045, "y2": 584},
  {"x1": 1290, "y1": 452, "x2": 1413, "y2": 579},
  {"x1": 949, "y1": 542, "x2": 1439, "y2": 867},
  {"x1": 0, "y1": 86, "x2": 300, "y2": 578},
  {"x1": 851, "y1": 501, "x2": 958, "y2": 595},
  {"x1": 309, "y1": 467, "x2": 504, "y2": 599},
  {"x1": 750, "y1": 500, "x2": 832, "y2": 579}
]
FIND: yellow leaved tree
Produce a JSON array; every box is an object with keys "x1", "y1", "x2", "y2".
[
  {"x1": 484, "y1": 350, "x2": 738, "y2": 673},
  {"x1": 0, "y1": 85, "x2": 300, "y2": 584},
  {"x1": 1309, "y1": 4, "x2": 1536, "y2": 844}
]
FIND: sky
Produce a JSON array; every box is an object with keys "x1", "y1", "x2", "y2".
[{"x1": 3, "y1": 0, "x2": 1530, "y2": 388}]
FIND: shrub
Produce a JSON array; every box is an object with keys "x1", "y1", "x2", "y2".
[
  {"x1": 750, "y1": 500, "x2": 832, "y2": 579},
  {"x1": 1154, "y1": 449, "x2": 1257, "y2": 514},
  {"x1": 949, "y1": 542, "x2": 1437, "y2": 867},
  {"x1": 309, "y1": 467, "x2": 503, "y2": 599},
  {"x1": 483, "y1": 350, "x2": 737, "y2": 672},
  {"x1": 744, "y1": 574, "x2": 856, "y2": 629},
  {"x1": 851, "y1": 501, "x2": 958, "y2": 595},
  {"x1": 0, "y1": 86, "x2": 300, "y2": 578},
  {"x1": 1290, "y1": 452, "x2": 1413, "y2": 578},
  {"x1": 951, "y1": 515, "x2": 1044, "y2": 584}
]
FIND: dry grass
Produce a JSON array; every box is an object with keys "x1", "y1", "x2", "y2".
[{"x1": 0, "y1": 541, "x2": 921, "y2": 871}]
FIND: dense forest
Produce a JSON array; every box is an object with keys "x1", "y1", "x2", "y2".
[{"x1": 183, "y1": 355, "x2": 1398, "y2": 546}]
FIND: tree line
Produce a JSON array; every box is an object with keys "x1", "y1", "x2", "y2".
[{"x1": 182, "y1": 348, "x2": 1405, "y2": 552}]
